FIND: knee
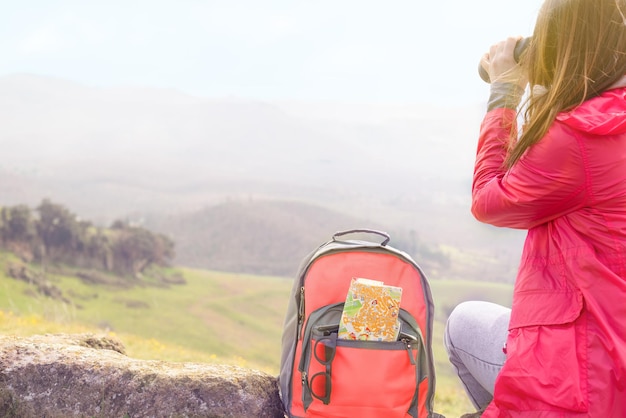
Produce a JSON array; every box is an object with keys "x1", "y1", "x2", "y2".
[
  {"x1": 444, "y1": 300, "x2": 510, "y2": 355},
  {"x1": 444, "y1": 301, "x2": 481, "y2": 352}
]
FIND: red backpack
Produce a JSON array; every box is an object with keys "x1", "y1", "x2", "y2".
[{"x1": 279, "y1": 230, "x2": 443, "y2": 417}]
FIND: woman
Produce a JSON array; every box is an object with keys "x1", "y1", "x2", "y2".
[{"x1": 445, "y1": 0, "x2": 626, "y2": 416}]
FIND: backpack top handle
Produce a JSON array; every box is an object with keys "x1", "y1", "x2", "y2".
[{"x1": 332, "y1": 229, "x2": 391, "y2": 246}]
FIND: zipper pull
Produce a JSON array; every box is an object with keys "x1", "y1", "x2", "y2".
[
  {"x1": 302, "y1": 371, "x2": 313, "y2": 410},
  {"x1": 403, "y1": 340, "x2": 417, "y2": 365}
]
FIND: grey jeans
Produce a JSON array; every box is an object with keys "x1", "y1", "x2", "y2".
[{"x1": 443, "y1": 301, "x2": 510, "y2": 409}]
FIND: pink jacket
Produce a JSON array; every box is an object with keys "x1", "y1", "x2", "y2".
[{"x1": 473, "y1": 87, "x2": 626, "y2": 417}]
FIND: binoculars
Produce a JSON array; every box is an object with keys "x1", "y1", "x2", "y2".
[{"x1": 479, "y1": 37, "x2": 530, "y2": 83}]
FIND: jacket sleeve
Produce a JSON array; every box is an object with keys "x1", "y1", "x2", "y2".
[{"x1": 471, "y1": 108, "x2": 588, "y2": 229}]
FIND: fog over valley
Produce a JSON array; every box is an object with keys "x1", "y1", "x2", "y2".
[{"x1": 0, "y1": 74, "x2": 524, "y2": 281}]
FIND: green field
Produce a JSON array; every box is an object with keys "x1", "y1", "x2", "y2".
[{"x1": 0, "y1": 252, "x2": 512, "y2": 417}]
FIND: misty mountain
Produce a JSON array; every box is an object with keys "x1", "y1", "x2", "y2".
[
  {"x1": 0, "y1": 74, "x2": 480, "y2": 212},
  {"x1": 144, "y1": 199, "x2": 386, "y2": 276},
  {"x1": 0, "y1": 73, "x2": 525, "y2": 281}
]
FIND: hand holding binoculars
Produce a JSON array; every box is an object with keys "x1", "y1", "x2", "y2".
[{"x1": 478, "y1": 37, "x2": 530, "y2": 83}]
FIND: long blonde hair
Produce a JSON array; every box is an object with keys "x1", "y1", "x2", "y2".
[{"x1": 505, "y1": 0, "x2": 626, "y2": 168}]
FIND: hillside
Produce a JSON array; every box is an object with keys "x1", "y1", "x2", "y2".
[
  {"x1": 145, "y1": 199, "x2": 451, "y2": 277},
  {"x1": 145, "y1": 199, "x2": 367, "y2": 276},
  {"x1": 144, "y1": 198, "x2": 519, "y2": 281}
]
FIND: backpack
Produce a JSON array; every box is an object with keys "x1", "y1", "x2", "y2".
[{"x1": 279, "y1": 229, "x2": 442, "y2": 418}]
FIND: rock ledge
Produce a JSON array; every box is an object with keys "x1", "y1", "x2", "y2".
[{"x1": 0, "y1": 333, "x2": 285, "y2": 418}]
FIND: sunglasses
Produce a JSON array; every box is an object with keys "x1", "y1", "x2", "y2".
[{"x1": 309, "y1": 334, "x2": 337, "y2": 405}]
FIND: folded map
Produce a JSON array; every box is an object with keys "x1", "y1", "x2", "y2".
[{"x1": 338, "y1": 277, "x2": 402, "y2": 341}]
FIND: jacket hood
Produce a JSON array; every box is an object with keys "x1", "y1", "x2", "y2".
[{"x1": 557, "y1": 80, "x2": 626, "y2": 136}]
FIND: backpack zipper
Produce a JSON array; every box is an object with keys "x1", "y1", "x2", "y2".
[
  {"x1": 403, "y1": 339, "x2": 417, "y2": 366},
  {"x1": 297, "y1": 286, "x2": 305, "y2": 340}
]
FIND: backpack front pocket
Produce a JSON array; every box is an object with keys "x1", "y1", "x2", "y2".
[
  {"x1": 307, "y1": 338, "x2": 420, "y2": 418},
  {"x1": 299, "y1": 305, "x2": 423, "y2": 418}
]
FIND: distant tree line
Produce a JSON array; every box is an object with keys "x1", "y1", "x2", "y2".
[{"x1": 0, "y1": 199, "x2": 174, "y2": 277}]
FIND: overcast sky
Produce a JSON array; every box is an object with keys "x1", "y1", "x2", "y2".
[{"x1": 0, "y1": 0, "x2": 545, "y2": 105}]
